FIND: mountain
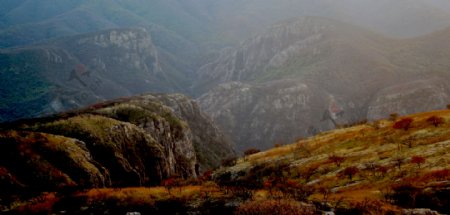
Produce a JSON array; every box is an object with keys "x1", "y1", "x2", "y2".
[
  {"x1": 0, "y1": 28, "x2": 196, "y2": 122},
  {"x1": 2, "y1": 0, "x2": 449, "y2": 49},
  {"x1": 0, "y1": 93, "x2": 234, "y2": 197},
  {"x1": 197, "y1": 17, "x2": 450, "y2": 151},
  {"x1": 4, "y1": 109, "x2": 449, "y2": 214},
  {"x1": 1, "y1": 1, "x2": 450, "y2": 126}
]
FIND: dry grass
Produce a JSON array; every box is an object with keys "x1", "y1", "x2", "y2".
[{"x1": 218, "y1": 109, "x2": 450, "y2": 209}]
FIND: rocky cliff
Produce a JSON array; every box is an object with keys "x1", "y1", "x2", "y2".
[
  {"x1": 0, "y1": 93, "x2": 234, "y2": 196},
  {"x1": 153, "y1": 94, "x2": 235, "y2": 171}
]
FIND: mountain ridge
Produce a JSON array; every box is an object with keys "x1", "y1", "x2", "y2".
[{"x1": 197, "y1": 16, "x2": 450, "y2": 151}]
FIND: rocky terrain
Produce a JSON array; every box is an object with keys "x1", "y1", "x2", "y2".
[
  {"x1": 197, "y1": 17, "x2": 450, "y2": 151},
  {"x1": 0, "y1": 93, "x2": 234, "y2": 198}
]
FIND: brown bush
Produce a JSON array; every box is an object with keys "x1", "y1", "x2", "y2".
[
  {"x1": 274, "y1": 143, "x2": 284, "y2": 148},
  {"x1": 221, "y1": 157, "x2": 238, "y2": 167},
  {"x1": 235, "y1": 199, "x2": 315, "y2": 215},
  {"x1": 244, "y1": 148, "x2": 261, "y2": 156}
]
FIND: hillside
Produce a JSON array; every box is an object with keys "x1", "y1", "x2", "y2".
[
  {"x1": 212, "y1": 109, "x2": 450, "y2": 213},
  {"x1": 0, "y1": 28, "x2": 196, "y2": 122},
  {"x1": 197, "y1": 17, "x2": 450, "y2": 151},
  {"x1": 0, "y1": 93, "x2": 234, "y2": 202},
  {"x1": 3, "y1": 109, "x2": 448, "y2": 214}
]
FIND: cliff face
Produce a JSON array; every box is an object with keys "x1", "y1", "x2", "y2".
[
  {"x1": 0, "y1": 28, "x2": 183, "y2": 122},
  {"x1": 0, "y1": 94, "x2": 234, "y2": 195},
  {"x1": 153, "y1": 94, "x2": 235, "y2": 171}
]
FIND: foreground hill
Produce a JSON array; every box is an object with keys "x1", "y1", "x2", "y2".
[
  {"x1": 2, "y1": 109, "x2": 448, "y2": 214},
  {"x1": 198, "y1": 17, "x2": 450, "y2": 151},
  {"x1": 0, "y1": 93, "x2": 234, "y2": 201},
  {"x1": 214, "y1": 109, "x2": 450, "y2": 213}
]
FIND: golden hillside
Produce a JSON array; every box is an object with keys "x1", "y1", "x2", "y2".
[
  {"x1": 5, "y1": 109, "x2": 449, "y2": 214},
  {"x1": 216, "y1": 109, "x2": 450, "y2": 213}
]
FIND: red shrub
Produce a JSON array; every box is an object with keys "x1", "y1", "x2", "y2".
[
  {"x1": 426, "y1": 116, "x2": 444, "y2": 127},
  {"x1": 410, "y1": 156, "x2": 426, "y2": 168},
  {"x1": 393, "y1": 118, "x2": 413, "y2": 131},
  {"x1": 432, "y1": 169, "x2": 450, "y2": 180}
]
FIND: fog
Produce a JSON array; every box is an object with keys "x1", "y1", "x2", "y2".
[{"x1": 2, "y1": 0, "x2": 450, "y2": 48}]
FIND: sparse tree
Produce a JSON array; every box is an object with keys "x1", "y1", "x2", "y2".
[
  {"x1": 410, "y1": 156, "x2": 426, "y2": 168},
  {"x1": 342, "y1": 166, "x2": 359, "y2": 180},
  {"x1": 393, "y1": 118, "x2": 413, "y2": 131},
  {"x1": 392, "y1": 157, "x2": 405, "y2": 170},
  {"x1": 329, "y1": 155, "x2": 346, "y2": 167},
  {"x1": 426, "y1": 116, "x2": 444, "y2": 127},
  {"x1": 401, "y1": 136, "x2": 415, "y2": 148},
  {"x1": 162, "y1": 178, "x2": 176, "y2": 195}
]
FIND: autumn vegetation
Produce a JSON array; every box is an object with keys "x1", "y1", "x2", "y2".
[{"x1": 3, "y1": 109, "x2": 450, "y2": 214}]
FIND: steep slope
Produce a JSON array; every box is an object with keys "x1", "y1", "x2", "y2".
[
  {"x1": 197, "y1": 17, "x2": 450, "y2": 151},
  {"x1": 153, "y1": 94, "x2": 235, "y2": 171},
  {"x1": 0, "y1": 28, "x2": 192, "y2": 122},
  {"x1": 215, "y1": 109, "x2": 450, "y2": 213},
  {"x1": 0, "y1": 93, "x2": 234, "y2": 197}
]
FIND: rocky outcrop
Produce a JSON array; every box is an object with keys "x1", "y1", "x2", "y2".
[
  {"x1": 153, "y1": 94, "x2": 235, "y2": 171},
  {"x1": 0, "y1": 93, "x2": 234, "y2": 194}
]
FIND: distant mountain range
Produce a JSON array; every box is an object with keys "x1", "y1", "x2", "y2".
[{"x1": 198, "y1": 17, "x2": 450, "y2": 151}]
